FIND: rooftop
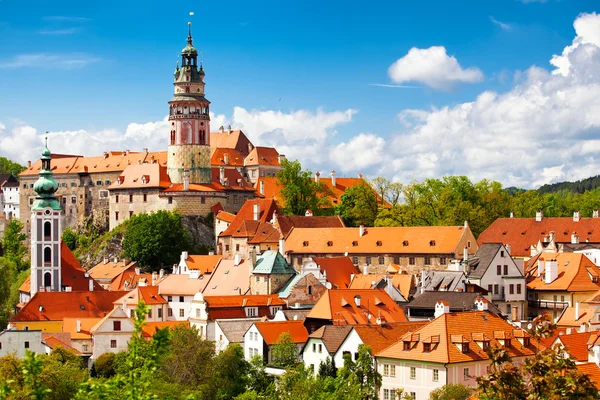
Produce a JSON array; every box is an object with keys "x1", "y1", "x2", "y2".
[
  {"x1": 313, "y1": 257, "x2": 360, "y2": 289},
  {"x1": 253, "y1": 320, "x2": 308, "y2": 345}
]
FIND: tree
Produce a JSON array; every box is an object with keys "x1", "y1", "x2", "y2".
[
  {"x1": 429, "y1": 384, "x2": 473, "y2": 400},
  {"x1": 336, "y1": 182, "x2": 379, "y2": 227},
  {"x1": 122, "y1": 211, "x2": 191, "y2": 269},
  {"x1": 247, "y1": 355, "x2": 274, "y2": 395},
  {"x1": 271, "y1": 332, "x2": 299, "y2": 368},
  {"x1": 1, "y1": 219, "x2": 27, "y2": 270},
  {"x1": 318, "y1": 356, "x2": 336, "y2": 379},
  {"x1": 93, "y1": 352, "x2": 117, "y2": 378},
  {"x1": 212, "y1": 343, "x2": 249, "y2": 399},
  {"x1": 0, "y1": 258, "x2": 16, "y2": 329},
  {"x1": 370, "y1": 177, "x2": 402, "y2": 206},
  {"x1": 0, "y1": 157, "x2": 25, "y2": 176},
  {"x1": 277, "y1": 159, "x2": 332, "y2": 216},
  {"x1": 61, "y1": 227, "x2": 78, "y2": 251}
]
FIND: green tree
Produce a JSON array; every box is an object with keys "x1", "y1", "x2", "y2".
[
  {"x1": 318, "y1": 356, "x2": 336, "y2": 379},
  {"x1": 336, "y1": 182, "x2": 379, "y2": 227},
  {"x1": 61, "y1": 227, "x2": 78, "y2": 251},
  {"x1": 1, "y1": 219, "x2": 27, "y2": 270},
  {"x1": 271, "y1": 332, "x2": 299, "y2": 368},
  {"x1": 93, "y1": 352, "x2": 117, "y2": 378},
  {"x1": 277, "y1": 159, "x2": 332, "y2": 216},
  {"x1": 122, "y1": 211, "x2": 191, "y2": 269},
  {"x1": 429, "y1": 383, "x2": 473, "y2": 400},
  {"x1": 0, "y1": 258, "x2": 16, "y2": 329},
  {"x1": 370, "y1": 177, "x2": 402, "y2": 206},
  {"x1": 212, "y1": 343, "x2": 249, "y2": 400},
  {"x1": 0, "y1": 157, "x2": 26, "y2": 176},
  {"x1": 247, "y1": 355, "x2": 274, "y2": 395}
]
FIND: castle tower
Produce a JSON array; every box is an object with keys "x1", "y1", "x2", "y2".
[
  {"x1": 167, "y1": 22, "x2": 212, "y2": 184},
  {"x1": 30, "y1": 138, "x2": 62, "y2": 295}
]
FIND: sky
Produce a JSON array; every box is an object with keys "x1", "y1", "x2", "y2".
[{"x1": 1, "y1": 0, "x2": 600, "y2": 188}]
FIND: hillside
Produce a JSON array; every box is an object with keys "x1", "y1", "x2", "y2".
[{"x1": 538, "y1": 175, "x2": 600, "y2": 194}]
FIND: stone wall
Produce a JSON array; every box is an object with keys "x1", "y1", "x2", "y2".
[{"x1": 167, "y1": 144, "x2": 211, "y2": 184}]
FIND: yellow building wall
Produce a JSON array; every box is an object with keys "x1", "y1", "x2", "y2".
[{"x1": 12, "y1": 321, "x2": 63, "y2": 333}]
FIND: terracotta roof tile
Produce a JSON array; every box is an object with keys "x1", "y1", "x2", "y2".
[
  {"x1": 254, "y1": 320, "x2": 308, "y2": 345},
  {"x1": 115, "y1": 286, "x2": 167, "y2": 306},
  {"x1": 211, "y1": 148, "x2": 246, "y2": 167},
  {"x1": 349, "y1": 273, "x2": 415, "y2": 300},
  {"x1": 526, "y1": 253, "x2": 600, "y2": 292},
  {"x1": 88, "y1": 259, "x2": 138, "y2": 281},
  {"x1": 62, "y1": 318, "x2": 102, "y2": 340},
  {"x1": 109, "y1": 270, "x2": 155, "y2": 291},
  {"x1": 185, "y1": 254, "x2": 222, "y2": 273},
  {"x1": 142, "y1": 320, "x2": 189, "y2": 338},
  {"x1": 43, "y1": 336, "x2": 81, "y2": 354},
  {"x1": 556, "y1": 306, "x2": 600, "y2": 327},
  {"x1": 158, "y1": 274, "x2": 210, "y2": 295},
  {"x1": 108, "y1": 163, "x2": 171, "y2": 190},
  {"x1": 220, "y1": 199, "x2": 280, "y2": 238},
  {"x1": 216, "y1": 210, "x2": 236, "y2": 223},
  {"x1": 578, "y1": 363, "x2": 600, "y2": 389},
  {"x1": 313, "y1": 257, "x2": 360, "y2": 289},
  {"x1": 210, "y1": 130, "x2": 253, "y2": 156},
  {"x1": 247, "y1": 222, "x2": 281, "y2": 244},
  {"x1": 354, "y1": 322, "x2": 427, "y2": 354},
  {"x1": 308, "y1": 325, "x2": 353, "y2": 354},
  {"x1": 553, "y1": 331, "x2": 593, "y2": 361},
  {"x1": 202, "y1": 259, "x2": 252, "y2": 296},
  {"x1": 276, "y1": 215, "x2": 345, "y2": 238},
  {"x1": 244, "y1": 147, "x2": 281, "y2": 167}
]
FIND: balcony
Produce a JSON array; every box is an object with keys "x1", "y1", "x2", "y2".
[{"x1": 528, "y1": 300, "x2": 569, "y2": 310}]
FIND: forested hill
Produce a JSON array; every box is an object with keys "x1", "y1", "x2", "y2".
[{"x1": 538, "y1": 175, "x2": 600, "y2": 194}]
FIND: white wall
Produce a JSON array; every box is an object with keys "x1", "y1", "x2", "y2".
[
  {"x1": 165, "y1": 295, "x2": 194, "y2": 321},
  {"x1": 333, "y1": 329, "x2": 363, "y2": 368},
  {"x1": 377, "y1": 359, "x2": 447, "y2": 400},
  {"x1": 0, "y1": 330, "x2": 45, "y2": 357},
  {"x1": 244, "y1": 324, "x2": 265, "y2": 361},
  {"x1": 214, "y1": 322, "x2": 230, "y2": 354},
  {"x1": 2, "y1": 186, "x2": 19, "y2": 219},
  {"x1": 302, "y1": 337, "x2": 330, "y2": 372}
]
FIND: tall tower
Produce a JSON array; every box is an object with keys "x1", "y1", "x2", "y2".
[
  {"x1": 30, "y1": 138, "x2": 62, "y2": 295},
  {"x1": 167, "y1": 22, "x2": 212, "y2": 184}
]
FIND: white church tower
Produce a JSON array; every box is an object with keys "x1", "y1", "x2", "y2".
[{"x1": 30, "y1": 138, "x2": 62, "y2": 295}]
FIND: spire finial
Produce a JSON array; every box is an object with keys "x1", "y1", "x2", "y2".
[
  {"x1": 187, "y1": 21, "x2": 192, "y2": 44},
  {"x1": 44, "y1": 131, "x2": 48, "y2": 147}
]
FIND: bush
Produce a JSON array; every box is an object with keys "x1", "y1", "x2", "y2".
[{"x1": 94, "y1": 352, "x2": 117, "y2": 378}]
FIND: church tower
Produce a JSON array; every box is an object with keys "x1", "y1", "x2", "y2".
[
  {"x1": 167, "y1": 22, "x2": 212, "y2": 184},
  {"x1": 30, "y1": 138, "x2": 62, "y2": 296}
]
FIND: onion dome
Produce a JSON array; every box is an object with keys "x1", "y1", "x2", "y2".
[{"x1": 32, "y1": 137, "x2": 61, "y2": 210}]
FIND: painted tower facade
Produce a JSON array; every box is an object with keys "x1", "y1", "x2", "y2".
[
  {"x1": 30, "y1": 139, "x2": 62, "y2": 295},
  {"x1": 167, "y1": 22, "x2": 212, "y2": 184}
]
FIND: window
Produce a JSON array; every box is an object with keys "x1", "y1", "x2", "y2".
[
  {"x1": 168, "y1": 296, "x2": 172, "y2": 302},
  {"x1": 410, "y1": 393, "x2": 416, "y2": 399},
  {"x1": 461, "y1": 343, "x2": 469, "y2": 353},
  {"x1": 225, "y1": 245, "x2": 230, "y2": 252},
  {"x1": 148, "y1": 308, "x2": 152, "y2": 318},
  {"x1": 410, "y1": 366, "x2": 416, "y2": 380},
  {"x1": 129, "y1": 194, "x2": 133, "y2": 202},
  {"x1": 504, "y1": 265, "x2": 508, "y2": 275},
  {"x1": 255, "y1": 276, "x2": 260, "y2": 282},
  {"x1": 246, "y1": 307, "x2": 257, "y2": 317},
  {"x1": 236, "y1": 244, "x2": 240, "y2": 252},
  {"x1": 366, "y1": 256, "x2": 371, "y2": 265},
  {"x1": 143, "y1": 194, "x2": 147, "y2": 202},
  {"x1": 497, "y1": 265, "x2": 502, "y2": 275},
  {"x1": 383, "y1": 389, "x2": 392, "y2": 400},
  {"x1": 440, "y1": 257, "x2": 446, "y2": 265},
  {"x1": 383, "y1": 364, "x2": 389, "y2": 376},
  {"x1": 43, "y1": 247, "x2": 51, "y2": 264},
  {"x1": 423, "y1": 343, "x2": 431, "y2": 352},
  {"x1": 115, "y1": 211, "x2": 119, "y2": 221},
  {"x1": 113, "y1": 321, "x2": 121, "y2": 331},
  {"x1": 494, "y1": 284, "x2": 499, "y2": 295},
  {"x1": 158, "y1": 308, "x2": 163, "y2": 319},
  {"x1": 168, "y1": 308, "x2": 173, "y2": 317},
  {"x1": 168, "y1": 196, "x2": 173, "y2": 204},
  {"x1": 467, "y1": 240, "x2": 471, "y2": 248},
  {"x1": 105, "y1": 179, "x2": 111, "y2": 185},
  {"x1": 318, "y1": 344, "x2": 322, "y2": 353},
  {"x1": 352, "y1": 256, "x2": 358, "y2": 265},
  {"x1": 464, "y1": 368, "x2": 470, "y2": 380},
  {"x1": 179, "y1": 309, "x2": 185, "y2": 318},
  {"x1": 44, "y1": 221, "x2": 51, "y2": 239},
  {"x1": 509, "y1": 284, "x2": 514, "y2": 295},
  {"x1": 115, "y1": 195, "x2": 119, "y2": 203},
  {"x1": 24, "y1": 341, "x2": 30, "y2": 349},
  {"x1": 433, "y1": 368, "x2": 439, "y2": 382},
  {"x1": 196, "y1": 309, "x2": 201, "y2": 318},
  {"x1": 111, "y1": 340, "x2": 117, "y2": 348},
  {"x1": 378, "y1": 256, "x2": 385, "y2": 265},
  {"x1": 403, "y1": 341, "x2": 411, "y2": 351},
  {"x1": 501, "y1": 250, "x2": 505, "y2": 257},
  {"x1": 561, "y1": 295, "x2": 565, "y2": 302},
  {"x1": 179, "y1": 296, "x2": 184, "y2": 302},
  {"x1": 517, "y1": 284, "x2": 522, "y2": 294},
  {"x1": 488, "y1": 284, "x2": 493, "y2": 294},
  {"x1": 83, "y1": 344, "x2": 88, "y2": 352},
  {"x1": 394, "y1": 256, "x2": 400, "y2": 264},
  {"x1": 71, "y1": 196, "x2": 76, "y2": 204},
  {"x1": 424, "y1": 256, "x2": 431, "y2": 265},
  {"x1": 389, "y1": 364, "x2": 396, "y2": 377},
  {"x1": 312, "y1": 343, "x2": 316, "y2": 353},
  {"x1": 201, "y1": 197, "x2": 206, "y2": 204},
  {"x1": 71, "y1": 181, "x2": 76, "y2": 187},
  {"x1": 409, "y1": 257, "x2": 415, "y2": 265}
]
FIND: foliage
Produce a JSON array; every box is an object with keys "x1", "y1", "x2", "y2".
[
  {"x1": 93, "y1": 352, "x2": 116, "y2": 378},
  {"x1": 317, "y1": 356, "x2": 336, "y2": 379},
  {"x1": 122, "y1": 211, "x2": 191, "y2": 269},
  {"x1": 538, "y1": 174, "x2": 600, "y2": 194},
  {"x1": 0, "y1": 157, "x2": 26, "y2": 176},
  {"x1": 271, "y1": 332, "x2": 299, "y2": 368},
  {"x1": 61, "y1": 227, "x2": 78, "y2": 251},
  {"x1": 246, "y1": 355, "x2": 274, "y2": 395},
  {"x1": 0, "y1": 258, "x2": 17, "y2": 329},
  {"x1": 276, "y1": 159, "x2": 332, "y2": 216},
  {"x1": 370, "y1": 177, "x2": 403, "y2": 206},
  {"x1": 335, "y1": 182, "x2": 379, "y2": 227},
  {"x1": 429, "y1": 384, "x2": 473, "y2": 400},
  {"x1": 212, "y1": 344, "x2": 249, "y2": 400},
  {"x1": 1, "y1": 219, "x2": 27, "y2": 270}
]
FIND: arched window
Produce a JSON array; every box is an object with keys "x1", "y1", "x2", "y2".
[
  {"x1": 44, "y1": 221, "x2": 51, "y2": 239},
  {"x1": 44, "y1": 272, "x2": 52, "y2": 288},
  {"x1": 44, "y1": 247, "x2": 51, "y2": 264},
  {"x1": 185, "y1": 87, "x2": 190, "y2": 93}
]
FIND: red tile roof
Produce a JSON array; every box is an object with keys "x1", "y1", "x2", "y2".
[
  {"x1": 216, "y1": 210, "x2": 236, "y2": 223},
  {"x1": 141, "y1": 320, "x2": 190, "y2": 338},
  {"x1": 254, "y1": 320, "x2": 308, "y2": 345},
  {"x1": 210, "y1": 130, "x2": 253, "y2": 156},
  {"x1": 244, "y1": 147, "x2": 281, "y2": 167},
  {"x1": 108, "y1": 270, "x2": 154, "y2": 291},
  {"x1": 185, "y1": 254, "x2": 222, "y2": 273},
  {"x1": 115, "y1": 286, "x2": 167, "y2": 306},
  {"x1": 577, "y1": 363, "x2": 600, "y2": 389},
  {"x1": 204, "y1": 294, "x2": 285, "y2": 308},
  {"x1": 553, "y1": 331, "x2": 593, "y2": 361},
  {"x1": 349, "y1": 273, "x2": 415, "y2": 300},
  {"x1": 247, "y1": 222, "x2": 281, "y2": 244},
  {"x1": 275, "y1": 215, "x2": 345, "y2": 238},
  {"x1": 88, "y1": 259, "x2": 138, "y2": 281},
  {"x1": 11, "y1": 291, "x2": 127, "y2": 322},
  {"x1": 307, "y1": 289, "x2": 408, "y2": 325},
  {"x1": 211, "y1": 148, "x2": 246, "y2": 167},
  {"x1": 220, "y1": 199, "x2": 280, "y2": 238},
  {"x1": 478, "y1": 217, "x2": 600, "y2": 257},
  {"x1": 43, "y1": 335, "x2": 81, "y2": 354},
  {"x1": 108, "y1": 163, "x2": 171, "y2": 190},
  {"x1": 526, "y1": 253, "x2": 600, "y2": 292},
  {"x1": 313, "y1": 257, "x2": 360, "y2": 289},
  {"x1": 354, "y1": 322, "x2": 427, "y2": 354}
]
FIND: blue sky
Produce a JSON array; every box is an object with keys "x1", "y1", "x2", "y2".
[{"x1": 1, "y1": 0, "x2": 600, "y2": 188}]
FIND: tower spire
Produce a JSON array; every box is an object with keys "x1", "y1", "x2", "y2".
[{"x1": 187, "y1": 21, "x2": 193, "y2": 45}]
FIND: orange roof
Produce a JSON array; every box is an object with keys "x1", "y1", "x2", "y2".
[
  {"x1": 349, "y1": 273, "x2": 415, "y2": 300},
  {"x1": 18, "y1": 276, "x2": 30, "y2": 293},
  {"x1": 313, "y1": 257, "x2": 360, "y2": 289},
  {"x1": 577, "y1": 363, "x2": 600, "y2": 389},
  {"x1": 556, "y1": 306, "x2": 600, "y2": 327},
  {"x1": 353, "y1": 322, "x2": 427, "y2": 354},
  {"x1": 307, "y1": 289, "x2": 408, "y2": 325},
  {"x1": 43, "y1": 335, "x2": 81, "y2": 354},
  {"x1": 275, "y1": 215, "x2": 345, "y2": 238},
  {"x1": 220, "y1": 198, "x2": 280, "y2": 238},
  {"x1": 553, "y1": 331, "x2": 593, "y2": 361},
  {"x1": 244, "y1": 147, "x2": 281, "y2": 167},
  {"x1": 115, "y1": 286, "x2": 167, "y2": 306},
  {"x1": 11, "y1": 291, "x2": 127, "y2": 322},
  {"x1": 162, "y1": 168, "x2": 254, "y2": 193},
  {"x1": 62, "y1": 318, "x2": 102, "y2": 340},
  {"x1": 286, "y1": 225, "x2": 476, "y2": 255},
  {"x1": 158, "y1": 274, "x2": 210, "y2": 295},
  {"x1": 253, "y1": 320, "x2": 308, "y2": 345},
  {"x1": 211, "y1": 148, "x2": 246, "y2": 167},
  {"x1": 202, "y1": 259, "x2": 252, "y2": 296},
  {"x1": 108, "y1": 163, "x2": 171, "y2": 190},
  {"x1": 210, "y1": 130, "x2": 253, "y2": 156},
  {"x1": 109, "y1": 270, "x2": 155, "y2": 291},
  {"x1": 478, "y1": 217, "x2": 600, "y2": 257},
  {"x1": 526, "y1": 253, "x2": 600, "y2": 292},
  {"x1": 203, "y1": 294, "x2": 285, "y2": 308},
  {"x1": 88, "y1": 259, "x2": 138, "y2": 281},
  {"x1": 185, "y1": 254, "x2": 222, "y2": 273},
  {"x1": 142, "y1": 320, "x2": 189, "y2": 338},
  {"x1": 20, "y1": 154, "x2": 81, "y2": 177},
  {"x1": 378, "y1": 311, "x2": 540, "y2": 363},
  {"x1": 216, "y1": 210, "x2": 236, "y2": 223},
  {"x1": 247, "y1": 222, "x2": 281, "y2": 244}
]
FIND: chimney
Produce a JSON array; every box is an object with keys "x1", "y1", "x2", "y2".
[
  {"x1": 572, "y1": 232, "x2": 579, "y2": 244},
  {"x1": 420, "y1": 270, "x2": 427, "y2": 294},
  {"x1": 536, "y1": 210, "x2": 543, "y2": 222},
  {"x1": 181, "y1": 251, "x2": 188, "y2": 261},
  {"x1": 183, "y1": 169, "x2": 190, "y2": 191},
  {"x1": 27, "y1": 160, "x2": 31, "y2": 168},
  {"x1": 248, "y1": 143, "x2": 253, "y2": 153},
  {"x1": 354, "y1": 295, "x2": 361, "y2": 307},
  {"x1": 259, "y1": 180, "x2": 265, "y2": 195},
  {"x1": 538, "y1": 258, "x2": 545, "y2": 277},
  {"x1": 331, "y1": 170, "x2": 336, "y2": 187},
  {"x1": 510, "y1": 211, "x2": 514, "y2": 218},
  {"x1": 253, "y1": 203, "x2": 260, "y2": 221},
  {"x1": 219, "y1": 167, "x2": 225, "y2": 185},
  {"x1": 594, "y1": 209, "x2": 599, "y2": 219},
  {"x1": 574, "y1": 210, "x2": 581, "y2": 222},
  {"x1": 103, "y1": 152, "x2": 108, "y2": 159},
  {"x1": 89, "y1": 279, "x2": 94, "y2": 291},
  {"x1": 475, "y1": 297, "x2": 489, "y2": 311},
  {"x1": 505, "y1": 244, "x2": 511, "y2": 255},
  {"x1": 76, "y1": 319, "x2": 81, "y2": 333},
  {"x1": 305, "y1": 210, "x2": 313, "y2": 217},
  {"x1": 219, "y1": 126, "x2": 224, "y2": 133},
  {"x1": 224, "y1": 153, "x2": 229, "y2": 164},
  {"x1": 576, "y1": 301, "x2": 581, "y2": 321},
  {"x1": 234, "y1": 253, "x2": 242, "y2": 266},
  {"x1": 359, "y1": 225, "x2": 366, "y2": 237},
  {"x1": 152, "y1": 271, "x2": 158, "y2": 286},
  {"x1": 113, "y1": 257, "x2": 118, "y2": 263},
  {"x1": 159, "y1": 269, "x2": 165, "y2": 280},
  {"x1": 545, "y1": 259, "x2": 558, "y2": 284},
  {"x1": 135, "y1": 266, "x2": 141, "y2": 275},
  {"x1": 227, "y1": 125, "x2": 232, "y2": 133},
  {"x1": 279, "y1": 238, "x2": 285, "y2": 256},
  {"x1": 314, "y1": 171, "x2": 320, "y2": 183},
  {"x1": 143, "y1": 148, "x2": 148, "y2": 154},
  {"x1": 511, "y1": 306, "x2": 519, "y2": 322},
  {"x1": 549, "y1": 231, "x2": 555, "y2": 243},
  {"x1": 363, "y1": 264, "x2": 369, "y2": 275},
  {"x1": 358, "y1": 173, "x2": 363, "y2": 179},
  {"x1": 434, "y1": 301, "x2": 450, "y2": 318},
  {"x1": 463, "y1": 247, "x2": 468, "y2": 262},
  {"x1": 278, "y1": 154, "x2": 285, "y2": 164},
  {"x1": 103, "y1": 257, "x2": 109, "y2": 265},
  {"x1": 249, "y1": 247, "x2": 257, "y2": 268}
]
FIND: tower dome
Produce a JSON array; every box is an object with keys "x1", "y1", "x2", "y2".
[{"x1": 32, "y1": 137, "x2": 61, "y2": 210}]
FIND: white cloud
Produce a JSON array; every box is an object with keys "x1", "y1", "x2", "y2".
[
  {"x1": 490, "y1": 16, "x2": 512, "y2": 31},
  {"x1": 329, "y1": 134, "x2": 386, "y2": 172},
  {"x1": 382, "y1": 12, "x2": 600, "y2": 188},
  {"x1": 388, "y1": 46, "x2": 484, "y2": 90},
  {"x1": 0, "y1": 53, "x2": 100, "y2": 69},
  {"x1": 39, "y1": 28, "x2": 80, "y2": 35}
]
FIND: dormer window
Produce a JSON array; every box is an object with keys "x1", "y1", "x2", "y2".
[
  {"x1": 523, "y1": 337, "x2": 530, "y2": 346},
  {"x1": 327, "y1": 241, "x2": 333, "y2": 247},
  {"x1": 352, "y1": 241, "x2": 358, "y2": 246},
  {"x1": 423, "y1": 343, "x2": 431, "y2": 352},
  {"x1": 429, "y1": 240, "x2": 436, "y2": 246},
  {"x1": 403, "y1": 240, "x2": 409, "y2": 246},
  {"x1": 403, "y1": 341, "x2": 411, "y2": 351},
  {"x1": 303, "y1": 241, "x2": 309, "y2": 247},
  {"x1": 376, "y1": 241, "x2": 382, "y2": 246},
  {"x1": 461, "y1": 343, "x2": 469, "y2": 353}
]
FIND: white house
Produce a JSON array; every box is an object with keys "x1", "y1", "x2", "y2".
[
  {"x1": 159, "y1": 274, "x2": 209, "y2": 321},
  {"x1": 0, "y1": 329, "x2": 45, "y2": 357},
  {"x1": 302, "y1": 325, "x2": 352, "y2": 372},
  {"x1": 114, "y1": 286, "x2": 168, "y2": 322},
  {"x1": 243, "y1": 320, "x2": 308, "y2": 363},
  {"x1": 214, "y1": 318, "x2": 262, "y2": 354},
  {"x1": 171, "y1": 251, "x2": 222, "y2": 277},
  {"x1": 0, "y1": 175, "x2": 19, "y2": 220},
  {"x1": 90, "y1": 307, "x2": 135, "y2": 360}
]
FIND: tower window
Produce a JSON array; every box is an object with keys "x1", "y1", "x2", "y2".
[
  {"x1": 44, "y1": 221, "x2": 51, "y2": 239},
  {"x1": 44, "y1": 272, "x2": 51, "y2": 287},
  {"x1": 44, "y1": 247, "x2": 51, "y2": 264}
]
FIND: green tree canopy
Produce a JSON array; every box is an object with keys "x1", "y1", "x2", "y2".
[
  {"x1": 271, "y1": 332, "x2": 299, "y2": 368},
  {"x1": 1, "y1": 219, "x2": 27, "y2": 270},
  {"x1": 0, "y1": 157, "x2": 25, "y2": 176},
  {"x1": 335, "y1": 181, "x2": 379, "y2": 227},
  {"x1": 277, "y1": 159, "x2": 332, "y2": 216},
  {"x1": 122, "y1": 210, "x2": 191, "y2": 269},
  {"x1": 429, "y1": 383, "x2": 473, "y2": 400}
]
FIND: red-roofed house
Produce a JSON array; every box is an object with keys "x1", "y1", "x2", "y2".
[
  {"x1": 244, "y1": 147, "x2": 284, "y2": 184},
  {"x1": 244, "y1": 320, "x2": 308, "y2": 362},
  {"x1": 113, "y1": 286, "x2": 168, "y2": 322}
]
